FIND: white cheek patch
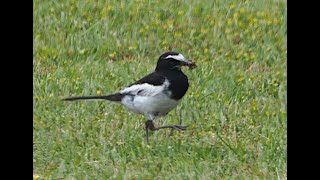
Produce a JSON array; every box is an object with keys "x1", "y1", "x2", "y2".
[{"x1": 165, "y1": 54, "x2": 188, "y2": 62}]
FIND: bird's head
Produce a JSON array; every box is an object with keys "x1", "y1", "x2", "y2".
[{"x1": 155, "y1": 52, "x2": 197, "y2": 71}]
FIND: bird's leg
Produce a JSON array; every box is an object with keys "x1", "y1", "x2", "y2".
[
  {"x1": 157, "y1": 124, "x2": 188, "y2": 131},
  {"x1": 145, "y1": 120, "x2": 188, "y2": 143},
  {"x1": 145, "y1": 120, "x2": 155, "y2": 144}
]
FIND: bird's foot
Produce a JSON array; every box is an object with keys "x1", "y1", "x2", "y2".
[
  {"x1": 145, "y1": 120, "x2": 188, "y2": 143},
  {"x1": 169, "y1": 125, "x2": 188, "y2": 136},
  {"x1": 164, "y1": 124, "x2": 188, "y2": 130}
]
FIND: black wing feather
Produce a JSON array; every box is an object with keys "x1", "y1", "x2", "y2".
[{"x1": 129, "y1": 72, "x2": 166, "y2": 87}]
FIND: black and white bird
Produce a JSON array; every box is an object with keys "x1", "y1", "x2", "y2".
[{"x1": 63, "y1": 52, "x2": 197, "y2": 143}]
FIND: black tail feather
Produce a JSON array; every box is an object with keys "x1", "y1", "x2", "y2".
[{"x1": 62, "y1": 93, "x2": 124, "y2": 102}]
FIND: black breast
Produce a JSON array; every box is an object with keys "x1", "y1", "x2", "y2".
[{"x1": 164, "y1": 70, "x2": 189, "y2": 100}]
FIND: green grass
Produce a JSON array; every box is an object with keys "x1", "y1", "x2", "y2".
[{"x1": 33, "y1": 0, "x2": 287, "y2": 179}]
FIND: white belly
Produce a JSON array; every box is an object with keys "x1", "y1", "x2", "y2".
[{"x1": 121, "y1": 93, "x2": 180, "y2": 116}]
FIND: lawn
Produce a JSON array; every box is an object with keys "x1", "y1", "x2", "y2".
[{"x1": 33, "y1": 0, "x2": 287, "y2": 179}]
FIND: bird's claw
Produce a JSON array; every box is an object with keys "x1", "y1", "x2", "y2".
[{"x1": 171, "y1": 125, "x2": 188, "y2": 130}]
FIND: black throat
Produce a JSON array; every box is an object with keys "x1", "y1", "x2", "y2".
[{"x1": 156, "y1": 68, "x2": 189, "y2": 100}]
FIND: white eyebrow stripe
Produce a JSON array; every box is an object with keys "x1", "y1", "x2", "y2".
[{"x1": 165, "y1": 54, "x2": 188, "y2": 62}]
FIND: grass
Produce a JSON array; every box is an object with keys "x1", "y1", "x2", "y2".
[{"x1": 33, "y1": 0, "x2": 287, "y2": 179}]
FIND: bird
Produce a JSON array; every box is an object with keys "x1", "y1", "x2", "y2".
[{"x1": 63, "y1": 52, "x2": 197, "y2": 143}]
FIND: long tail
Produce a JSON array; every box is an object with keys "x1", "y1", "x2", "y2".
[{"x1": 62, "y1": 93, "x2": 124, "y2": 102}]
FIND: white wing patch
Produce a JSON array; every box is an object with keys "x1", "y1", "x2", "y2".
[
  {"x1": 120, "y1": 79, "x2": 178, "y2": 116},
  {"x1": 120, "y1": 80, "x2": 170, "y2": 97},
  {"x1": 165, "y1": 54, "x2": 188, "y2": 62}
]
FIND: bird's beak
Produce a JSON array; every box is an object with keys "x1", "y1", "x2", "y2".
[{"x1": 182, "y1": 60, "x2": 197, "y2": 69}]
